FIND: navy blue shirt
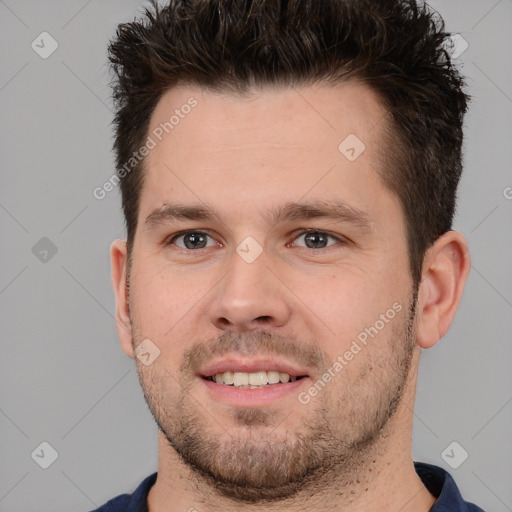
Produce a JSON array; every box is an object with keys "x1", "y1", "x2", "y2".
[{"x1": 90, "y1": 462, "x2": 485, "y2": 511}]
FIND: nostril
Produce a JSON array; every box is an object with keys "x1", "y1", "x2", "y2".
[{"x1": 217, "y1": 318, "x2": 230, "y2": 327}]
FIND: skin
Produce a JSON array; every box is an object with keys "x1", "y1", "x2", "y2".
[{"x1": 111, "y1": 81, "x2": 471, "y2": 511}]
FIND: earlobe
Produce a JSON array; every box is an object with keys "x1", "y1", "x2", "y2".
[
  {"x1": 110, "y1": 239, "x2": 135, "y2": 359},
  {"x1": 415, "y1": 231, "x2": 471, "y2": 349}
]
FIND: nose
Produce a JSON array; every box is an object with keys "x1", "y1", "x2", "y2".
[{"x1": 208, "y1": 246, "x2": 293, "y2": 332}]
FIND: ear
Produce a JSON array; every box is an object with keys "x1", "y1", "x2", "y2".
[
  {"x1": 110, "y1": 239, "x2": 135, "y2": 359},
  {"x1": 415, "y1": 231, "x2": 471, "y2": 349}
]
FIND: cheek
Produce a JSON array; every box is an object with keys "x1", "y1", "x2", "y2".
[
  {"x1": 129, "y1": 264, "x2": 204, "y2": 341},
  {"x1": 289, "y1": 266, "x2": 407, "y2": 354}
]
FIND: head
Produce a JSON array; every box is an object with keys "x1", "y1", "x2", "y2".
[{"x1": 109, "y1": 0, "x2": 471, "y2": 504}]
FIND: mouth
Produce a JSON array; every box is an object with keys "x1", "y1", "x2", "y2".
[
  {"x1": 197, "y1": 358, "x2": 312, "y2": 406},
  {"x1": 203, "y1": 370, "x2": 308, "y2": 389}
]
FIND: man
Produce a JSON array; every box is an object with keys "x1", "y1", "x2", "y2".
[{"x1": 94, "y1": 0, "x2": 484, "y2": 510}]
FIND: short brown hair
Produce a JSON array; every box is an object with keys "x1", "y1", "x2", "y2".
[{"x1": 108, "y1": 0, "x2": 469, "y2": 286}]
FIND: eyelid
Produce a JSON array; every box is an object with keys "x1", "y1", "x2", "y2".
[
  {"x1": 164, "y1": 229, "x2": 222, "y2": 249},
  {"x1": 287, "y1": 229, "x2": 349, "y2": 248}
]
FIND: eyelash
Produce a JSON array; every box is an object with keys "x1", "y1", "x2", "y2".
[
  {"x1": 288, "y1": 230, "x2": 348, "y2": 250},
  {"x1": 163, "y1": 229, "x2": 348, "y2": 252}
]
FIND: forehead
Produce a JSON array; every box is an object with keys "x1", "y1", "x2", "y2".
[
  {"x1": 140, "y1": 81, "x2": 398, "y2": 229},
  {"x1": 147, "y1": 81, "x2": 386, "y2": 157}
]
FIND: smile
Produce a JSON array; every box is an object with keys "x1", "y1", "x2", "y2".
[{"x1": 205, "y1": 370, "x2": 306, "y2": 388}]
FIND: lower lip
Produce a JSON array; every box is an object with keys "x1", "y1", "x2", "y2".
[{"x1": 200, "y1": 377, "x2": 309, "y2": 407}]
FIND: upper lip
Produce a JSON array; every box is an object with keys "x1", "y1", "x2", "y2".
[{"x1": 198, "y1": 356, "x2": 312, "y2": 378}]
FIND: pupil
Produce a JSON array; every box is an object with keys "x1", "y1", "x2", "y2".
[
  {"x1": 184, "y1": 233, "x2": 206, "y2": 249},
  {"x1": 305, "y1": 232, "x2": 327, "y2": 248}
]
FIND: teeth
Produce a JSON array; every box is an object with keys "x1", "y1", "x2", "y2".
[
  {"x1": 223, "y1": 371, "x2": 234, "y2": 385},
  {"x1": 210, "y1": 370, "x2": 301, "y2": 387},
  {"x1": 233, "y1": 372, "x2": 249, "y2": 386},
  {"x1": 267, "y1": 370, "x2": 280, "y2": 384},
  {"x1": 249, "y1": 371, "x2": 267, "y2": 386}
]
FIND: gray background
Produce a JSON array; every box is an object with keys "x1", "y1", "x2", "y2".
[{"x1": 0, "y1": 1, "x2": 511, "y2": 510}]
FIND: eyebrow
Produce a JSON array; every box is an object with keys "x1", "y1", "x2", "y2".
[
  {"x1": 144, "y1": 203, "x2": 216, "y2": 230},
  {"x1": 144, "y1": 200, "x2": 373, "y2": 232},
  {"x1": 266, "y1": 200, "x2": 373, "y2": 231}
]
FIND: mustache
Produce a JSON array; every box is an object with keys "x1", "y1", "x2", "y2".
[{"x1": 180, "y1": 330, "x2": 328, "y2": 375}]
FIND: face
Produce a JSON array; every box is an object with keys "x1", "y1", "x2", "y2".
[{"x1": 122, "y1": 82, "x2": 419, "y2": 502}]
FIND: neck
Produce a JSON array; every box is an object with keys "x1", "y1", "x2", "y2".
[{"x1": 147, "y1": 352, "x2": 435, "y2": 512}]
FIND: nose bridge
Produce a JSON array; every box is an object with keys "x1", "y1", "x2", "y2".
[{"x1": 209, "y1": 242, "x2": 291, "y2": 330}]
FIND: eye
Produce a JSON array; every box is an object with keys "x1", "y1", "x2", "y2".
[
  {"x1": 167, "y1": 230, "x2": 219, "y2": 250},
  {"x1": 289, "y1": 230, "x2": 345, "y2": 249}
]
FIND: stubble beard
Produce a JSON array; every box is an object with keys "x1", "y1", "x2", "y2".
[{"x1": 132, "y1": 294, "x2": 417, "y2": 504}]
